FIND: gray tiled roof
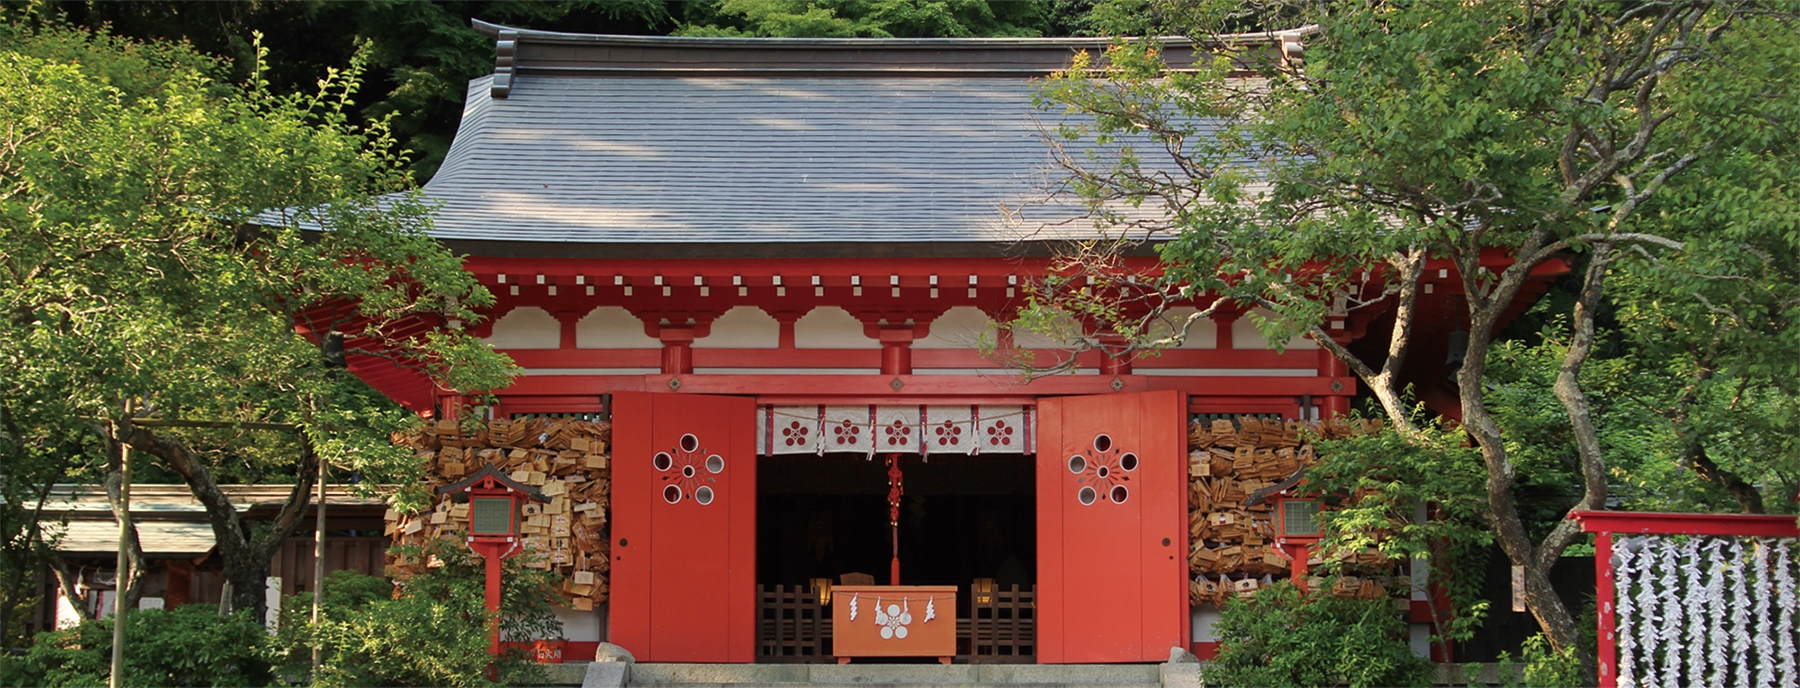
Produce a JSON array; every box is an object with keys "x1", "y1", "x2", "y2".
[{"x1": 421, "y1": 73, "x2": 1163, "y2": 245}]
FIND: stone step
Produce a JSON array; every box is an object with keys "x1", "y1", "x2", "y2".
[{"x1": 622, "y1": 663, "x2": 1164, "y2": 687}]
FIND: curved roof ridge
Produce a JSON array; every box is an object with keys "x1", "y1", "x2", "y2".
[{"x1": 469, "y1": 18, "x2": 1316, "y2": 47}]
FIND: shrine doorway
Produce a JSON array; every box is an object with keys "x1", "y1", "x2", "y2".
[{"x1": 755, "y1": 452, "x2": 1037, "y2": 662}]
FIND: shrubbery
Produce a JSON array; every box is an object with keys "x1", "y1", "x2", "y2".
[
  {"x1": 1202, "y1": 582, "x2": 1435, "y2": 688},
  {"x1": 269, "y1": 537, "x2": 561, "y2": 687},
  {"x1": 3, "y1": 605, "x2": 271, "y2": 687},
  {"x1": 4, "y1": 539, "x2": 563, "y2": 687}
]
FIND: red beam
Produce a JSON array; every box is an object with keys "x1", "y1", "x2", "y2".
[
  {"x1": 494, "y1": 373, "x2": 1353, "y2": 398},
  {"x1": 1569, "y1": 510, "x2": 1800, "y2": 537},
  {"x1": 498, "y1": 347, "x2": 1320, "y2": 370}
]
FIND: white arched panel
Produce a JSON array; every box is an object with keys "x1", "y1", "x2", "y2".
[
  {"x1": 1152, "y1": 307, "x2": 1218, "y2": 349},
  {"x1": 694, "y1": 306, "x2": 779, "y2": 349},
  {"x1": 576, "y1": 307, "x2": 659, "y2": 349},
  {"x1": 485, "y1": 307, "x2": 560, "y2": 350},
  {"x1": 914, "y1": 307, "x2": 996, "y2": 350},
  {"x1": 794, "y1": 307, "x2": 878, "y2": 349},
  {"x1": 1231, "y1": 308, "x2": 1319, "y2": 350}
]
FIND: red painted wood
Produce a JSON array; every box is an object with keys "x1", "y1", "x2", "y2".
[
  {"x1": 1035, "y1": 395, "x2": 1066, "y2": 663},
  {"x1": 1570, "y1": 510, "x2": 1800, "y2": 537},
  {"x1": 499, "y1": 345, "x2": 1328, "y2": 372},
  {"x1": 1190, "y1": 641, "x2": 1220, "y2": 660},
  {"x1": 1594, "y1": 532, "x2": 1616, "y2": 688},
  {"x1": 610, "y1": 391, "x2": 756, "y2": 662},
  {"x1": 497, "y1": 373, "x2": 1353, "y2": 398},
  {"x1": 1036, "y1": 391, "x2": 1188, "y2": 663}
]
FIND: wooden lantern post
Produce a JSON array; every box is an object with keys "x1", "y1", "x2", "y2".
[
  {"x1": 1245, "y1": 473, "x2": 1323, "y2": 592},
  {"x1": 438, "y1": 465, "x2": 549, "y2": 656}
]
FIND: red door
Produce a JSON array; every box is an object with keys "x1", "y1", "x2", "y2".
[
  {"x1": 1036, "y1": 391, "x2": 1189, "y2": 663},
  {"x1": 610, "y1": 392, "x2": 756, "y2": 662}
]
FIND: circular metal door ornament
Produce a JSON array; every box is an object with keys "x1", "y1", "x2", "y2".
[
  {"x1": 1068, "y1": 456, "x2": 1087, "y2": 474},
  {"x1": 694, "y1": 486, "x2": 715, "y2": 505},
  {"x1": 1093, "y1": 434, "x2": 1113, "y2": 452},
  {"x1": 680, "y1": 434, "x2": 700, "y2": 452},
  {"x1": 1120, "y1": 453, "x2": 1139, "y2": 471},
  {"x1": 1077, "y1": 486, "x2": 1098, "y2": 506},
  {"x1": 653, "y1": 452, "x2": 673, "y2": 471},
  {"x1": 705, "y1": 454, "x2": 724, "y2": 474},
  {"x1": 662, "y1": 484, "x2": 682, "y2": 504},
  {"x1": 682, "y1": 465, "x2": 696, "y2": 478},
  {"x1": 1110, "y1": 485, "x2": 1129, "y2": 504}
]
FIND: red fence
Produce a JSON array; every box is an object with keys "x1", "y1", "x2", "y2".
[{"x1": 1570, "y1": 511, "x2": 1800, "y2": 688}]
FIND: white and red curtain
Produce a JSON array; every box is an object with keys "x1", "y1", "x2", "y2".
[{"x1": 758, "y1": 405, "x2": 1034, "y2": 456}]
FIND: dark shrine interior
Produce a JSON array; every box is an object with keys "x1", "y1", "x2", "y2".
[{"x1": 757, "y1": 453, "x2": 1036, "y2": 602}]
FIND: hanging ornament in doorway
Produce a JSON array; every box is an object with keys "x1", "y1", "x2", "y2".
[{"x1": 886, "y1": 454, "x2": 904, "y2": 585}]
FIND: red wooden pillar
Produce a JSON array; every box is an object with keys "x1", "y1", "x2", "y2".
[
  {"x1": 878, "y1": 329, "x2": 914, "y2": 376},
  {"x1": 1594, "y1": 531, "x2": 1617, "y2": 688},
  {"x1": 660, "y1": 328, "x2": 694, "y2": 375},
  {"x1": 1317, "y1": 349, "x2": 1350, "y2": 419},
  {"x1": 553, "y1": 310, "x2": 583, "y2": 349}
]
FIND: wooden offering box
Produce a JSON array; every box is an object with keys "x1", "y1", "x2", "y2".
[{"x1": 830, "y1": 585, "x2": 957, "y2": 664}]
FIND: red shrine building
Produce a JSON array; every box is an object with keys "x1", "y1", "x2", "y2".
[{"x1": 348, "y1": 21, "x2": 1560, "y2": 665}]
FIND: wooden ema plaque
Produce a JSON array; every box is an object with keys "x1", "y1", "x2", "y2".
[{"x1": 830, "y1": 585, "x2": 956, "y2": 664}]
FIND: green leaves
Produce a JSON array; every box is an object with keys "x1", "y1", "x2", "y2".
[
  {"x1": 271, "y1": 542, "x2": 562, "y2": 687},
  {"x1": 1203, "y1": 582, "x2": 1435, "y2": 688}
]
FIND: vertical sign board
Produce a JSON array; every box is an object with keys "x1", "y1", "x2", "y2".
[
  {"x1": 611, "y1": 392, "x2": 756, "y2": 662},
  {"x1": 1036, "y1": 391, "x2": 1188, "y2": 663}
]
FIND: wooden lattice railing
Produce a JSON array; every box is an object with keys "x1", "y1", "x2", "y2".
[
  {"x1": 756, "y1": 583, "x2": 1037, "y2": 664},
  {"x1": 966, "y1": 584, "x2": 1035, "y2": 663},
  {"x1": 757, "y1": 585, "x2": 832, "y2": 663}
]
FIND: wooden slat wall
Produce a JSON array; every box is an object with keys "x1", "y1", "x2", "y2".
[{"x1": 268, "y1": 536, "x2": 389, "y2": 596}]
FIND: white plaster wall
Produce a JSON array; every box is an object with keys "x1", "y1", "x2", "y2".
[
  {"x1": 694, "y1": 306, "x2": 779, "y2": 349},
  {"x1": 1231, "y1": 307, "x2": 1319, "y2": 350},
  {"x1": 485, "y1": 307, "x2": 561, "y2": 349},
  {"x1": 795, "y1": 307, "x2": 878, "y2": 349},
  {"x1": 576, "y1": 307, "x2": 659, "y2": 349},
  {"x1": 1155, "y1": 307, "x2": 1219, "y2": 349},
  {"x1": 1192, "y1": 604, "x2": 1224, "y2": 642},
  {"x1": 914, "y1": 306, "x2": 995, "y2": 350},
  {"x1": 553, "y1": 604, "x2": 604, "y2": 642}
]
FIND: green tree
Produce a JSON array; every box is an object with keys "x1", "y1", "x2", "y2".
[
  {"x1": 1, "y1": 25, "x2": 515, "y2": 621},
  {"x1": 672, "y1": 0, "x2": 1066, "y2": 37},
  {"x1": 15, "y1": 0, "x2": 677, "y2": 180},
  {"x1": 1027, "y1": 1, "x2": 1800, "y2": 675}
]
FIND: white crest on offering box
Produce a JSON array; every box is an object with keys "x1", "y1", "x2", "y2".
[{"x1": 874, "y1": 597, "x2": 913, "y2": 639}]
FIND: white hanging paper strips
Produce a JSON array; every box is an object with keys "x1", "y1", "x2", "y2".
[
  {"x1": 1611, "y1": 534, "x2": 1800, "y2": 687},
  {"x1": 874, "y1": 406, "x2": 921, "y2": 453},
  {"x1": 924, "y1": 596, "x2": 936, "y2": 623},
  {"x1": 849, "y1": 593, "x2": 858, "y2": 621},
  {"x1": 822, "y1": 406, "x2": 874, "y2": 455}
]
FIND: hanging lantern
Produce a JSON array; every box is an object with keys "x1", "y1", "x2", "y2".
[{"x1": 1244, "y1": 473, "x2": 1323, "y2": 592}]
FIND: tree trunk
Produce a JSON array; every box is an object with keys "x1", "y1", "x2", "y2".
[
  {"x1": 45, "y1": 553, "x2": 91, "y2": 624},
  {"x1": 1543, "y1": 244, "x2": 1616, "y2": 684},
  {"x1": 117, "y1": 422, "x2": 317, "y2": 623},
  {"x1": 1451, "y1": 237, "x2": 1587, "y2": 674},
  {"x1": 103, "y1": 449, "x2": 148, "y2": 615}
]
